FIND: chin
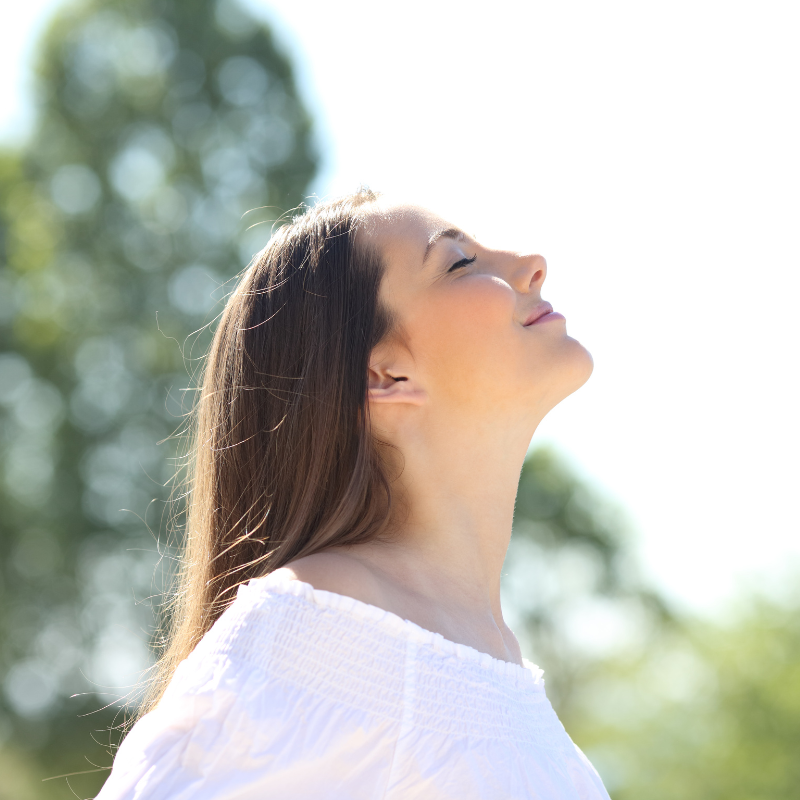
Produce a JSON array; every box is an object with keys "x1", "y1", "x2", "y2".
[
  {"x1": 568, "y1": 336, "x2": 594, "y2": 387},
  {"x1": 548, "y1": 336, "x2": 594, "y2": 405}
]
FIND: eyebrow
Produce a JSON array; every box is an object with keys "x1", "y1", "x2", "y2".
[{"x1": 422, "y1": 227, "x2": 467, "y2": 265}]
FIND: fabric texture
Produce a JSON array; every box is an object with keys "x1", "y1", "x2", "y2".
[{"x1": 97, "y1": 571, "x2": 611, "y2": 799}]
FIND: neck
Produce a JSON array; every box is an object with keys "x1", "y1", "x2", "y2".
[{"x1": 371, "y1": 408, "x2": 537, "y2": 627}]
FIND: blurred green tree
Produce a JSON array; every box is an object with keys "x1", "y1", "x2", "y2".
[
  {"x1": 567, "y1": 589, "x2": 800, "y2": 799},
  {"x1": 0, "y1": 0, "x2": 316, "y2": 796},
  {"x1": 504, "y1": 448, "x2": 672, "y2": 712}
]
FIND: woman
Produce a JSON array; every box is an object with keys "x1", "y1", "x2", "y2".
[{"x1": 98, "y1": 189, "x2": 607, "y2": 799}]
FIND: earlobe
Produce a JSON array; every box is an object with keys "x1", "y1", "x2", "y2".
[
  {"x1": 367, "y1": 368, "x2": 426, "y2": 406},
  {"x1": 368, "y1": 382, "x2": 427, "y2": 406}
]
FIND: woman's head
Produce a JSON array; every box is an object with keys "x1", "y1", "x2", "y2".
[{"x1": 360, "y1": 198, "x2": 593, "y2": 443}]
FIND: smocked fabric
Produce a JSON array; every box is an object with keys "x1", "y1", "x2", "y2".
[{"x1": 97, "y1": 572, "x2": 610, "y2": 799}]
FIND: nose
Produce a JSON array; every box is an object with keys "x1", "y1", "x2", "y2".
[{"x1": 508, "y1": 253, "x2": 547, "y2": 294}]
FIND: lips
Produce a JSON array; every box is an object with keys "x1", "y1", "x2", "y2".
[{"x1": 523, "y1": 302, "x2": 555, "y2": 326}]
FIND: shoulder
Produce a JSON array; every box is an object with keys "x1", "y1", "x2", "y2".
[
  {"x1": 275, "y1": 549, "x2": 388, "y2": 608},
  {"x1": 165, "y1": 552, "x2": 393, "y2": 703}
]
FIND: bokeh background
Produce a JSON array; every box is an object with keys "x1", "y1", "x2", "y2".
[{"x1": 1, "y1": 0, "x2": 798, "y2": 797}]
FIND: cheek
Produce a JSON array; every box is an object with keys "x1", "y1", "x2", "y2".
[{"x1": 407, "y1": 277, "x2": 519, "y2": 393}]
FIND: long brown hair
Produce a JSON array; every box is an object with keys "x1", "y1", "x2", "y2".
[{"x1": 143, "y1": 188, "x2": 395, "y2": 714}]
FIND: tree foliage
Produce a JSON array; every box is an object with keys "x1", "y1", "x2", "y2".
[
  {"x1": 567, "y1": 590, "x2": 800, "y2": 800},
  {"x1": 509, "y1": 453, "x2": 800, "y2": 799}
]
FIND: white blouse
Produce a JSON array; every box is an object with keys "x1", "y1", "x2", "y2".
[{"x1": 98, "y1": 572, "x2": 610, "y2": 799}]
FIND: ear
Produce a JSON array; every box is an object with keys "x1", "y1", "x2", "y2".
[{"x1": 367, "y1": 363, "x2": 426, "y2": 406}]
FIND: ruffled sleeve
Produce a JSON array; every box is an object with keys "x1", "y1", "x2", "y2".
[{"x1": 96, "y1": 584, "x2": 403, "y2": 800}]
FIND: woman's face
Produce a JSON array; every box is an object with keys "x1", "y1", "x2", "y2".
[{"x1": 363, "y1": 200, "x2": 593, "y2": 426}]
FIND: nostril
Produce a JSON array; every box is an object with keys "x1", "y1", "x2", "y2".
[{"x1": 521, "y1": 254, "x2": 546, "y2": 290}]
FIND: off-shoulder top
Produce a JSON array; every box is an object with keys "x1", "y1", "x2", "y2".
[{"x1": 97, "y1": 570, "x2": 610, "y2": 799}]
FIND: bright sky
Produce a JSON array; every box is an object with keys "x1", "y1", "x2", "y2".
[{"x1": 3, "y1": 0, "x2": 799, "y2": 615}]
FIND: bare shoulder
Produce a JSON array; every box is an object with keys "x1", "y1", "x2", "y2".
[{"x1": 275, "y1": 549, "x2": 388, "y2": 608}]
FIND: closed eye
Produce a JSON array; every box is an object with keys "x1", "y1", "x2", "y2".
[{"x1": 448, "y1": 254, "x2": 477, "y2": 273}]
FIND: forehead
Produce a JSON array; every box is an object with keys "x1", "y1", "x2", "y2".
[{"x1": 359, "y1": 200, "x2": 453, "y2": 266}]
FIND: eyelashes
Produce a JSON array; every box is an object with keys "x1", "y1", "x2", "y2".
[{"x1": 448, "y1": 254, "x2": 477, "y2": 273}]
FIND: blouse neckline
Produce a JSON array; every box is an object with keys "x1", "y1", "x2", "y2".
[{"x1": 244, "y1": 570, "x2": 544, "y2": 687}]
